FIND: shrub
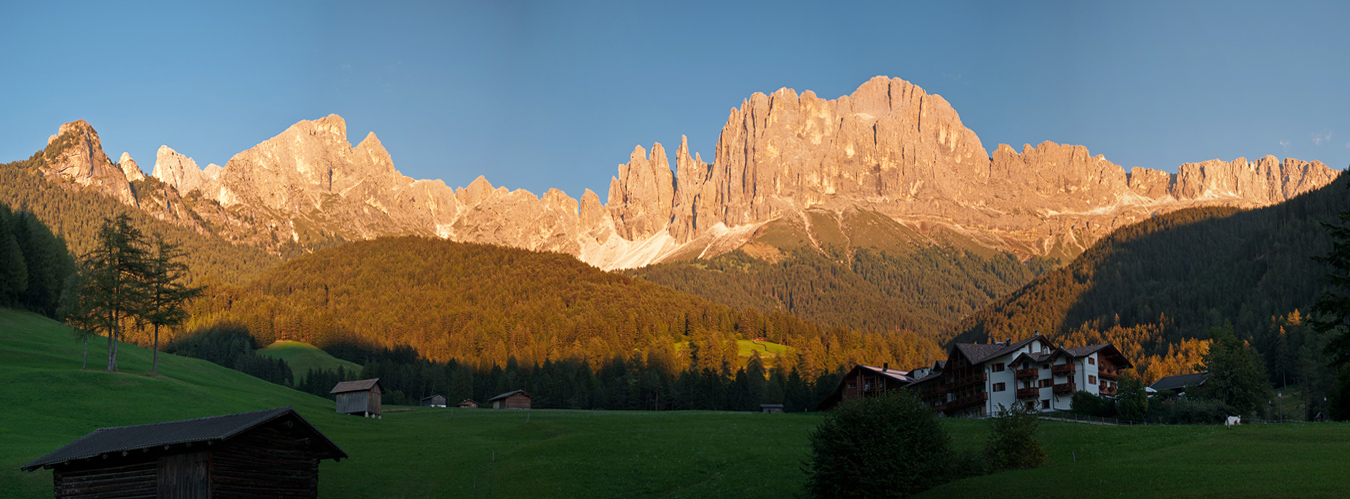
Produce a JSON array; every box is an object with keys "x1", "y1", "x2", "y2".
[
  {"x1": 1070, "y1": 391, "x2": 1115, "y2": 417},
  {"x1": 984, "y1": 403, "x2": 1047, "y2": 472},
  {"x1": 1162, "y1": 396, "x2": 1233, "y2": 424},
  {"x1": 805, "y1": 391, "x2": 953, "y2": 498}
]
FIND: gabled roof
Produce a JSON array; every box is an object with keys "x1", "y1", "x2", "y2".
[
  {"x1": 488, "y1": 390, "x2": 532, "y2": 402},
  {"x1": 420, "y1": 394, "x2": 446, "y2": 402},
  {"x1": 1063, "y1": 344, "x2": 1110, "y2": 357},
  {"x1": 1149, "y1": 373, "x2": 1209, "y2": 391},
  {"x1": 21, "y1": 407, "x2": 346, "y2": 471},
  {"x1": 330, "y1": 378, "x2": 382, "y2": 394},
  {"x1": 953, "y1": 335, "x2": 1044, "y2": 365},
  {"x1": 857, "y1": 364, "x2": 912, "y2": 383}
]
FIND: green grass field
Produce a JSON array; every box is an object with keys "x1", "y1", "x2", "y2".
[
  {"x1": 258, "y1": 340, "x2": 362, "y2": 377},
  {"x1": 3, "y1": 308, "x2": 1349, "y2": 498}
]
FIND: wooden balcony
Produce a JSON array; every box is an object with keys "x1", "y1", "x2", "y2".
[
  {"x1": 1053, "y1": 382, "x2": 1077, "y2": 394},
  {"x1": 1051, "y1": 363, "x2": 1076, "y2": 375},
  {"x1": 1099, "y1": 384, "x2": 1117, "y2": 396},
  {"x1": 1098, "y1": 369, "x2": 1121, "y2": 381},
  {"x1": 1015, "y1": 368, "x2": 1038, "y2": 379},
  {"x1": 949, "y1": 373, "x2": 987, "y2": 390},
  {"x1": 1016, "y1": 387, "x2": 1039, "y2": 399},
  {"x1": 942, "y1": 392, "x2": 989, "y2": 412}
]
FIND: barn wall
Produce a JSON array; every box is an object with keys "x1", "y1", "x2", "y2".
[
  {"x1": 505, "y1": 394, "x2": 531, "y2": 409},
  {"x1": 211, "y1": 426, "x2": 320, "y2": 499},
  {"x1": 157, "y1": 451, "x2": 209, "y2": 499},
  {"x1": 336, "y1": 392, "x2": 369, "y2": 415},
  {"x1": 367, "y1": 388, "x2": 382, "y2": 415},
  {"x1": 54, "y1": 460, "x2": 156, "y2": 499}
]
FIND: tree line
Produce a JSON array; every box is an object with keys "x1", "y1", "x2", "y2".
[{"x1": 0, "y1": 202, "x2": 76, "y2": 317}]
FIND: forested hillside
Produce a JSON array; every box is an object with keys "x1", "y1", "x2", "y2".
[
  {"x1": 0, "y1": 145, "x2": 281, "y2": 286},
  {"x1": 0, "y1": 203, "x2": 75, "y2": 317},
  {"x1": 953, "y1": 172, "x2": 1348, "y2": 387},
  {"x1": 625, "y1": 246, "x2": 1056, "y2": 338},
  {"x1": 187, "y1": 237, "x2": 945, "y2": 376}
]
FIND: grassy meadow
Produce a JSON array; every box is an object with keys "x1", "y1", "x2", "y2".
[
  {"x1": 3, "y1": 308, "x2": 1350, "y2": 498},
  {"x1": 258, "y1": 340, "x2": 362, "y2": 377}
]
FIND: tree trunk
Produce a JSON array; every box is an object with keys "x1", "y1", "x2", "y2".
[
  {"x1": 81, "y1": 335, "x2": 87, "y2": 370},
  {"x1": 153, "y1": 323, "x2": 160, "y2": 373},
  {"x1": 106, "y1": 311, "x2": 116, "y2": 372}
]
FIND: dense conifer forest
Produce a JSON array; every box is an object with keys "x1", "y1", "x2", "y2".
[
  {"x1": 187, "y1": 237, "x2": 946, "y2": 378},
  {"x1": 0, "y1": 202, "x2": 75, "y2": 318},
  {"x1": 953, "y1": 173, "x2": 1348, "y2": 391},
  {"x1": 624, "y1": 243, "x2": 1057, "y2": 339}
]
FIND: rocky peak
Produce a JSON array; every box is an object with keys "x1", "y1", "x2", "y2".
[
  {"x1": 607, "y1": 144, "x2": 676, "y2": 240},
  {"x1": 118, "y1": 152, "x2": 145, "y2": 182},
  {"x1": 39, "y1": 120, "x2": 136, "y2": 206},
  {"x1": 152, "y1": 145, "x2": 209, "y2": 196}
]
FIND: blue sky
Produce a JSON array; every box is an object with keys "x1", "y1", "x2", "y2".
[{"x1": 2, "y1": 1, "x2": 1346, "y2": 199}]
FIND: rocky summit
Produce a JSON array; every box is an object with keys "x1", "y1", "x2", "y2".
[{"x1": 32, "y1": 76, "x2": 1340, "y2": 267}]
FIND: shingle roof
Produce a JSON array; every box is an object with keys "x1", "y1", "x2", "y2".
[
  {"x1": 330, "y1": 378, "x2": 382, "y2": 394},
  {"x1": 954, "y1": 335, "x2": 1043, "y2": 365},
  {"x1": 21, "y1": 407, "x2": 346, "y2": 471},
  {"x1": 488, "y1": 390, "x2": 531, "y2": 402},
  {"x1": 859, "y1": 364, "x2": 912, "y2": 383},
  {"x1": 1149, "y1": 373, "x2": 1209, "y2": 391},
  {"x1": 1063, "y1": 344, "x2": 1110, "y2": 357}
]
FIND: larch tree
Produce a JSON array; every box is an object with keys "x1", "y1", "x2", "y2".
[
  {"x1": 142, "y1": 234, "x2": 201, "y2": 373},
  {"x1": 73, "y1": 215, "x2": 150, "y2": 372}
]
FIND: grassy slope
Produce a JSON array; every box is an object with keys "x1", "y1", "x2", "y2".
[
  {"x1": 4, "y1": 308, "x2": 1348, "y2": 498},
  {"x1": 257, "y1": 340, "x2": 362, "y2": 377}
]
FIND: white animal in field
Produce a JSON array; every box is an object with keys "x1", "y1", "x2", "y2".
[{"x1": 1225, "y1": 415, "x2": 1241, "y2": 427}]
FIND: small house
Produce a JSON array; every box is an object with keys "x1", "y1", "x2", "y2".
[
  {"x1": 420, "y1": 394, "x2": 447, "y2": 408},
  {"x1": 760, "y1": 403, "x2": 785, "y2": 413},
  {"x1": 488, "y1": 390, "x2": 532, "y2": 410},
  {"x1": 1149, "y1": 372, "x2": 1209, "y2": 396},
  {"x1": 457, "y1": 399, "x2": 480, "y2": 409},
  {"x1": 331, "y1": 378, "x2": 383, "y2": 418},
  {"x1": 21, "y1": 407, "x2": 345, "y2": 498}
]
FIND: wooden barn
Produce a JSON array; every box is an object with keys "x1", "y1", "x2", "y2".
[
  {"x1": 457, "y1": 399, "x2": 479, "y2": 409},
  {"x1": 760, "y1": 403, "x2": 785, "y2": 413},
  {"x1": 330, "y1": 379, "x2": 383, "y2": 418},
  {"x1": 420, "y1": 394, "x2": 447, "y2": 408},
  {"x1": 21, "y1": 407, "x2": 345, "y2": 499},
  {"x1": 488, "y1": 390, "x2": 532, "y2": 410}
]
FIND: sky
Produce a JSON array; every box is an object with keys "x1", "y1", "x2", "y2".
[{"x1": 2, "y1": 1, "x2": 1347, "y2": 199}]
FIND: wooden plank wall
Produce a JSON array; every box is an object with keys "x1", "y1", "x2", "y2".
[
  {"x1": 54, "y1": 461, "x2": 156, "y2": 499},
  {"x1": 212, "y1": 426, "x2": 320, "y2": 499},
  {"x1": 156, "y1": 451, "x2": 209, "y2": 499}
]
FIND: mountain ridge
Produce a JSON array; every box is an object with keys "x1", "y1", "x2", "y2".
[{"x1": 28, "y1": 76, "x2": 1338, "y2": 268}]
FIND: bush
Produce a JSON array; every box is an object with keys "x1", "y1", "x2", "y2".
[
  {"x1": 1161, "y1": 396, "x2": 1233, "y2": 424},
  {"x1": 805, "y1": 391, "x2": 953, "y2": 498},
  {"x1": 1070, "y1": 391, "x2": 1115, "y2": 417},
  {"x1": 984, "y1": 403, "x2": 1047, "y2": 472}
]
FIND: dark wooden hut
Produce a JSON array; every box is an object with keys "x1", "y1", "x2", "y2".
[
  {"x1": 21, "y1": 407, "x2": 345, "y2": 499},
  {"x1": 457, "y1": 399, "x2": 479, "y2": 409},
  {"x1": 759, "y1": 403, "x2": 785, "y2": 413},
  {"x1": 420, "y1": 394, "x2": 447, "y2": 408},
  {"x1": 488, "y1": 390, "x2": 532, "y2": 410},
  {"x1": 330, "y1": 379, "x2": 383, "y2": 418}
]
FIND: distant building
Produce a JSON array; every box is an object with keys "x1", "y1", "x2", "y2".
[
  {"x1": 821, "y1": 334, "x2": 1135, "y2": 417},
  {"x1": 816, "y1": 363, "x2": 914, "y2": 411},
  {"x1": 760, "y1": 404, "x2": 785, "y2": 413},
  {"x1": 1149, "y1": 372, "x2": 1209, "y2": 396},
  {"x1": 331, "y1": 379, "x2": 383, "y2": 418},
  {"x1": 420, "y1": 395, "x2": 447, "y2": 408},
  {"x1": 21, "y1": 407, "x2": 346, "y2": 499},
  {"x1": 488, "y1": 390, "x2": 532, "y2": 410},
  {"x1": 457, "y1": 399, "x2": 480, "y2": 409}
]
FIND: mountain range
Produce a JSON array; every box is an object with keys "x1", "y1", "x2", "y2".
[{"x1": 30, "y1": 76, "x2": 1338, "y2": 269}]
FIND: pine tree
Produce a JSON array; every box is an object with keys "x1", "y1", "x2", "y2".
[
  {"x1": 142, "y1": 234, "x2": 202, "y2": 373},
  {"x1": 71, "y1": 215, "x2": 150, "y2": 372}
]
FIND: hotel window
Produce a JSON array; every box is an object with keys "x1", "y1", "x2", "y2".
[
  {"x1": 1089, "y1": 357, "x2": 1096, "y2": 365},
  {"x1": 1039, "y1": 379, "x2": 1052, "y2": 388},
  {"x1": 1089, "y1": 375, "x2": 1097, "y2": 384},
  {"x1": 992, "y1": 363, "x2": 1005, "y2": 372},
  {"x1": 993, "y1": 382, "x2": 1006, "y2": 392}
]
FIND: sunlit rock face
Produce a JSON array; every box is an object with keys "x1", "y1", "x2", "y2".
[{"x1": 37, "y1": 77, "x2": 1338, "y2": 268}]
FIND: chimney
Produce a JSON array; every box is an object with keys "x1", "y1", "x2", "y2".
[
  {"x1": 883, "y1": 362, "x2": 889, "y2": 371},
  {"x1": 1006, "y1": 338, "x2": 1012, "y2": 345}
]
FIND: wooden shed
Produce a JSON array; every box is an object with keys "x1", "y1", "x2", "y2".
[
  {"x1": 21, "y1": 407, "x2": 345, "y2": 499},
  {"x1": 457, "y1": 399, "x2": 479, "y2": 409},
  {"x1": 760, "y1": 403, "x2": 785, "y2": 413},
  {"x1": 420, "y1": 394, "x2": 447, "y2": 408},
  {"x1": 330, "y1": 379, "x2": 383, "y2": 418},
  {"x1": 488, "y1": 390, "x2": 532, "y2": 410}
]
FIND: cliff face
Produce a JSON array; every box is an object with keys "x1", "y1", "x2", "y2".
[{"x1": 32, "y1": 76, "x2": 1339, "y2": 267}]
